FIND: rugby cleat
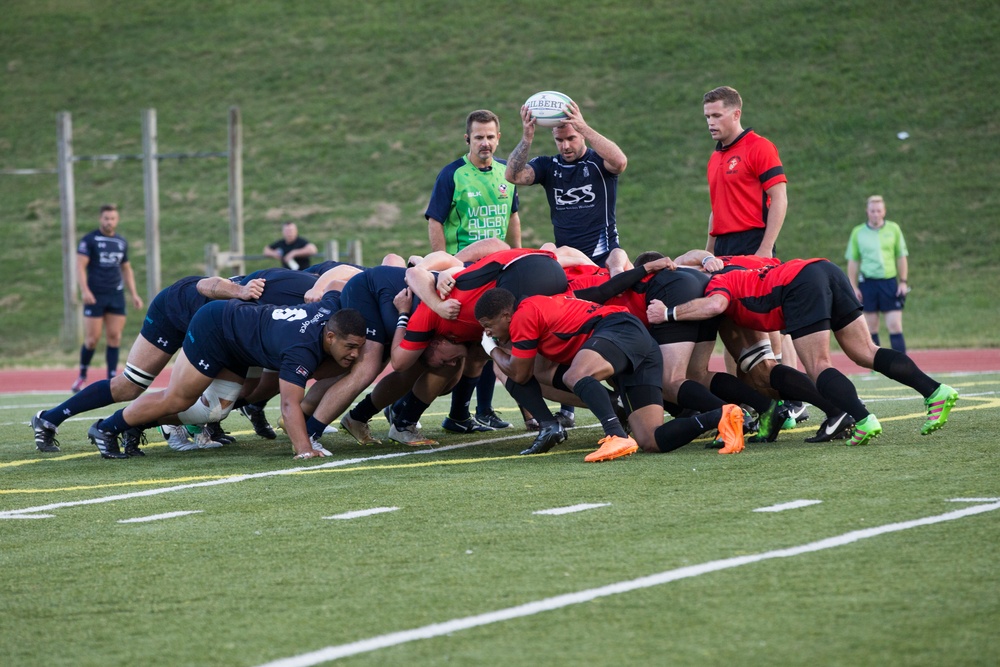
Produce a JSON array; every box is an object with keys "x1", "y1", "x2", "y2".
[
  {"x1": 205, "y1": 422, "x2": 235, "y2": 445},
  {"x1": 161, "y1": 424, "x2": 197, "y2": 451},
  {"x1": 555, "y1": 409, "x2": 576, "y2": 428},
  {"x1": 848, "y1": 414, "x2": 882, "y2": 446},
  {"x1": 340, "y1": 414, "x2": 381, "y2": 446},
  {"x1": 388, "y1": 422, "x2": 437, "y2": 447},
  {"x1": 238, "y1": 405, "x2": 276, "y2": 440},
  {"x1": 749, "y1": 400, "x2": 789, "y2": 443},
  {"x1": 475, "y1": 409, "x2": 511, "y2": 429},
  {"x1": 441, "y1": 416, "x2": 493, "y2": 433},
  {"x1": 584, "y1": 435, "x2": 639, "y2": 462},
  {"x1": 87, "y1": 420, "x2": 127, "y2": 459},
  {"x1": 921, "y1": 384, "x2": 958, "y2": 435},
  {"x1": 804, "y1": 412, "x2": 855, "y2": 443},
  {"x1": 520, "y1": 422, "x2": 568, "y2": 455},
  {"x1": 71, "y1": 376, "x2": 86, "y2": 393},
  {"x1": 31, "y1": 411, "x2": 60, "y2": 453},
  {"x1": 121, "y1": 427, "x2": 147, "y2": 457},
  {"x1": 716, "y1": 404, "x2": 745, "y2": 454}
]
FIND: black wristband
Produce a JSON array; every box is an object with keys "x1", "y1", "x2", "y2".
[{"x1": 666, "y1": 306, "x2": 676, "y2": 323}]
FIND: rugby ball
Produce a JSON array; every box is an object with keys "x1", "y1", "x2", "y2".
[{"x1": 524, "y1": 90, "x2": 573, "y2": 127}]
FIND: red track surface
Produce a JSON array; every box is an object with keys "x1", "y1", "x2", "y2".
[{"x1": 2, "y1": 348, "x2": 997, "y2": 394}]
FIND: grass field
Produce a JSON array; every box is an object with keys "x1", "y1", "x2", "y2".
[{"x1": 3, "y1": 371, "x2": 998, "y2": 666}]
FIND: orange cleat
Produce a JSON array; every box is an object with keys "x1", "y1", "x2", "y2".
[
  {"x1": 584, "y1": 435, "x2": 639, "y2": 462},
  {"x1": 717, "y1": 404, "x2": 745, "y2": 454}
]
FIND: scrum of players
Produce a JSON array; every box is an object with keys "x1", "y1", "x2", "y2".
[{"x1": 29, "y1": 238, "x2": 958, "y2": 463}]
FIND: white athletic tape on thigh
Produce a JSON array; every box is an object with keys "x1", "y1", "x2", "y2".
[
  {"x1": 177, "y1": 379, "x2": 243, "y2": 424},
  {"x1": 738, "y1": 340, "x2": 775, "y2": 374}
]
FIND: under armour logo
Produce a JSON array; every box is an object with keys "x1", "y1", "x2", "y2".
[
  {"x1": 157, "y1": 337, "x2": 168, "y2": 347},
  {"x1": 198, "y1": 360, "x2": 210, "y2": 370},
  {"x1": 367, "y1": 327, "x2": 377, "y2": 336}
]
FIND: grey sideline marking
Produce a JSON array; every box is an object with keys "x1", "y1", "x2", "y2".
[
  {"x1": 255, "y1": 500, "x2": 1000, "y2": 667},
  {"x1": 753, "y1": 499, "x2": 822, "y2": 513},
  {"x1": 533, "y1": 503, "x2": 610, "y2": 515},
  {"x1": 324, "y1": 507, "x2": 399, "y2": 520},
  {"x1": 118, "y1": 510, "x2": 203, "y2": 524}
]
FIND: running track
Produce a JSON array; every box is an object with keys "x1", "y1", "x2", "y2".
[{"x1": 2, "y1": 348, "x2": 998, "y2": 394}]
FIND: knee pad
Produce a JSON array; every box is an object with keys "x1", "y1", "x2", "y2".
[
  {"x1": 738, "y1": 340, "x2": 775, "y2": 374},
  {"x1": 178, "y1": 379, "x2": 243, "y2": 424},
  {"x1": 123, "y1": 363, "x2": 157, "y2": 389}
]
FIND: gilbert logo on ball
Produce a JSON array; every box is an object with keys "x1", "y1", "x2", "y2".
[{"x1": 524, "y1": 91, "x2": 573, "y2": 127}]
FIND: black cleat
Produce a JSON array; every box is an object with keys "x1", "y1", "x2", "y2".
[
  {"x1": 122, "y1": 427, "x2": 147, "y2": 457},
  {"x1": 239, "y1": 405, "x2": 276, "y2": 439},
  {"x1": 474, "y1": 409, "x2": 511, "y2": 429},
  {"x1": 88, "y1": 420, "x2": 127, "y2": 459},
  {"x1": 441, "y1": 416, "x2": 493, "y2": 433},
  {"x1": 554, "y1": 409, "x2": 576, "y2": 428},
  {"x1": 205, "y1": 422, "x2": 235, "y2": 444},
  {"x1": 31, "y1": 411, "x2": 61, "y2": 453},
  {"x1": 520, "y1": 422, "x2": 568, "y2": 455},
  {"x1": 804, "y1": 412, "x2": 856, "y2": 443}
]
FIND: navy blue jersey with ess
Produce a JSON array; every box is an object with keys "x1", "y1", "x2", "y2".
[{"x1": 77, "y1": 229, "x2": 129, "y2": 293}]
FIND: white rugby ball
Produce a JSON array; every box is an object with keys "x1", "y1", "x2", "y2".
[{"x1": 524, "y1": 90, "x2": 573, "y2": 127}]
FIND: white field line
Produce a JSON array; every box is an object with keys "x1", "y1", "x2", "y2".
[
  {"x1": 533, "y1": 503, "x2": 610, "y2": 515},
  {"x1": 324, "y1": 507, "x2": 399, "y2": 520},
  {"x1": 256, "y1": 501, "x2": 1000, "y2": 667},
  {"x1": 753, "y1": 499, "x2": 822, "y2": 513},
  {"x1": 118, "y1": 510, "x2": 203, "y2": 524},
  {"x1": 948, "y1": 497, "x2": 1000, "y2": 502},
  {"x1": 0, "y1": 513, "x2": 54, "y2": 519},
  {"x1": 0, "y1": 429, "x2": 579, "y2": 517}
]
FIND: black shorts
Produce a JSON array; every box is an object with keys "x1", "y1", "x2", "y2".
[
  {"x1": 644, "y1": 268, "x2": 719, "y2": 345},
  {"x1": 784, "y1": 261, "x2": 862, "y2": 338},
  {"x1": 583, "y1": 313, "x2": 663, "y2": 408},
  {"x1": 496, "y1": 254, "x2": 569, "y2": 304},
  {"x1": 859, "y1": 278, "x2": 905, "y2": 312},
  {"x1": 83, "y1": 290, "x2": 126, "y2": 318},
  {"x1": 139, "y1": 293, "x2": 188, "y2": 355},
  {"x1": 713, "y1": 228, "x2": 775, "y2": 257},
  {"x1": 181, "y1": 301, "x2": 246, "y2": 379}
]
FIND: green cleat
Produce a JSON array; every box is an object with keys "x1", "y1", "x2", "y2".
[
  {"x1": 921, "y1": 384, "x2": 958, "y2": 435},
  {"x1": 750, "y1": 400, "x2": 788, "y2": 443},
  {"x1": 848, "y1": 414, "x2": 882, "y2": 446}
]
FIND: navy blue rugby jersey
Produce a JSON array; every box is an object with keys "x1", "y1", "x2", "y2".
[
  {"x1": 220, "y1": 293, "x2": 343, "y2": 388},
  {"x1": 242, "y1": 268, "x2": 319, "y2": 306},
  {"x1": 528, "y1": 148, "x2": 620, "y2": 261},
  {"x1": 78, "y1": 229, "x2": 129, "y2": 293}
]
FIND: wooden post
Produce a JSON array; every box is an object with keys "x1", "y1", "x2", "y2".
[
  {"x1": 56, "y1": 111, "x2": 81, "y2": 350},
  {"x1": 205, "y1": 243, "x2": 220, "y2": 277},
  {"x1": 228, "y1": 107, "x2": 245, "y2": 277},
  {"x1": 141, "y1": 108, "x2": 161, "y2": 300},
  {"x1": 350, "y1": 239, "x2": 363, "y2": 266},
  {"x1": 326, "y1": 239, "x2": 339, "y2": 263}
]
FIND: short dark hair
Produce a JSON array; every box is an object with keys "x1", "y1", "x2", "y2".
[
  {"x1": 703, "y1": 86, "x2": 742, "y2": 109},
  {"x1": 326, "y1": 308, "x2": 367, "y2": 338},
  {"x1": 99, "y1": 204, "x2": 118, "y2": 214},
  {"x1": 474, "y1": 288, "x2": 515, "y2": 320},
  {"x1": 635, "y1": 251, "x2": 665, "y2": 266},
  {"x1": 466, "y1": 109, "x2": 500, "y2": 136}
]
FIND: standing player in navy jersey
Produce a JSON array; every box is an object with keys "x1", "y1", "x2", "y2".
[
  {"x1": 505, "y1": 98, "x2": 628, "y2": 429},
  {"x1": 72, "y1": 204, "x2": 144, "y2": 393},
  {"x1": 87, "y1": 297, "x2": 367, "y2": 460},
  {"x1": 505, "y1": 99, "x2": 627, "y2": 267},
  {"x1": 30, "y1": 275, "x2": 265, "y2": 454}
]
